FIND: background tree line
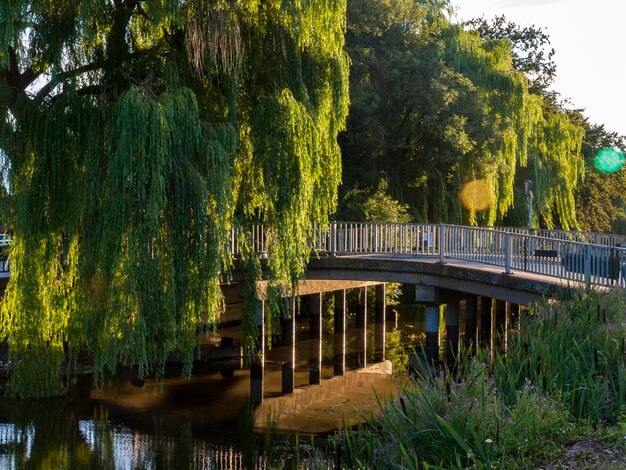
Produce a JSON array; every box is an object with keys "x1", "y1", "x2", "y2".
[
  {"x1": 337, "y1": 0, "x2": 626, "y2": 233},
  {"x1": 0, "y1": 0, "x2": 623, "y2": 397}
]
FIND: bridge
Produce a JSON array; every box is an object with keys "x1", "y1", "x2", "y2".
[
  {"x1": 226, "y1": 222, "x2": 626, "y2": 407},
  {"x1": 0, "y1": 223, "x2": 625, "y2": 409},
  {"x1": 1, "y1": 222, "x2": 625, "y2": 289},
  {"x1": 235, "y1": 222, "x2": 626, "y2": 296}
]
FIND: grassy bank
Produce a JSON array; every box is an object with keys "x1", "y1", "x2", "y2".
[{"x1": 303, "y1": 290, "x2": 626, "y2": 469}]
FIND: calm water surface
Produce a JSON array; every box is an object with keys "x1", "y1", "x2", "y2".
[{"x1": 0, "y1": 303, "x2": 439, "y2": 469}]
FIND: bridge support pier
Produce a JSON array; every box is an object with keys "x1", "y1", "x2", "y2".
[
  {"x1": 479, "y1": 297, "x2": 492, "y2": 349},
  {"x1": 445, "y1": 296, "x2": 459, "y2": 365},
  {"x1": 425, "y1": 305, "x2": 440, "y2": 364},
  {"x1": 281, "y1": 298, "x2": 295, "y2": 395},
  {"x1": 494, "y1": 300, "x2": 508, "y2": 353},
  {"x1": 333, "y1": 290, "x2": 346, "y2": 376},
  {"x1": 356, "y1": 286, "x2": 368, "y2": 368},
  {"x1": 309, "y1": 293, "x2": 322, "y2": 385},
  {"x1": 509, "y1": 303, "x2": 521, "y2": 333},
  {"x1": 464, "y1": 296, "x2": 478, "y2": 354},
  {"x1": 375, "y1": 284, "x2": 386, "y2": 362},
  {"x1": 250, "y1": 299, "x2": 265, "y2": 406}
]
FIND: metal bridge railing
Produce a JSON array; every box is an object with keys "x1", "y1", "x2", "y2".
[
  {"x1": 231, "y1": 222, "x2": 625, "y2": 289},
  {"x1": 441, "y1": 224, "x2": 625, "y2": 289},
  {"x1": 313, "y1": 222, "x2": 626, "y2": 290},
  {"x1": 492, "y1": 225, "x2": 626, "y2": 247},
  {"x1": 0, "y1": 224, "x2": 624, "y2": 289}
]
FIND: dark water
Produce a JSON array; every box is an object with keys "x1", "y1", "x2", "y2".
[
  {"x1": 0, "y1": 302, "x2": 432, "y2": 469},
  {"x1": 0, "y1": 373, "x2": 279, "y2": 469}
]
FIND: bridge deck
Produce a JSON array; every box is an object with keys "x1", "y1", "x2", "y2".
[{"x1": 306, "y1": 253, "x2": 602, "y2": 306}]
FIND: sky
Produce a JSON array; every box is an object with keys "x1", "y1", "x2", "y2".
[{"x1": 453, "y1": 0, "x2": 626, "y2": 137}]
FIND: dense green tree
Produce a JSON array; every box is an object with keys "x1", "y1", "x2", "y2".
[
  {"x1": 465, "y1": 15, "x2": 556, "y2": 95},
  {"x1": 0, "y1": 0, "x2": 349, "y2": 396},
  {"x1": 340, "y1": 0, "x2": 584, "y2": 229},
  {"x1": 575, "y1": 123, "x2": 626, "y2": 234},
  {"x1": 465, "y1": 15, "x2": 586, "y2": 230},
  {"x1": 466, "y1": 15, "x2": 626, "y2": 232},
  {"x1": 335, "y1": 179, "x2": 411, "y2": 223}
]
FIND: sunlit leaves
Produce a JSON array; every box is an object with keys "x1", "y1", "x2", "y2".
[{"x1": 0, "y1": 0, "x2": 348, "y2": 396}]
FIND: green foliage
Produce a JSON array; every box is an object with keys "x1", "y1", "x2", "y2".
[
  {"x1": 336, "y1": 179, "x2": 410, "y2": 223},
  {"x1": 329, "y1": 291, "x2": 626, "y2": 468},
  {"x1": 495, "y1": 290, "x2": 626, "y2": 424},
  {"x1": 333, "y1": 359, "x2": 573, "y2": 469},
  {"x1": 0, "y1": 0, "x2": 348, "y2": 396},
  {"x1": 466, "y1": 15, "x2": 557, "y2": 95},
  {"x1": 384, "y1": 328, "x2": 408, "y2": 373},
  {"x1": 342, "y1": 0, "x2": 585, "y2": 228},
  {"x1": 362, "y1": 180, "x2": 411, "y2": 223},
  {"x1": 575, "y1": 123, "x2": 626, "y2": 234}
]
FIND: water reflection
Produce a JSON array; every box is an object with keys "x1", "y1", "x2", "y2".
[
  {"x1": 0, "y1": 385, "x2": 270, "y2": 469},
  {"x1": 0, "y1": 300, "x2": 435, "y2": 469}
]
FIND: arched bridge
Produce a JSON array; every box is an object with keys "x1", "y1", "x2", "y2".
[
  {"x1": 232, "y1": 222, "x2": 626, "y2": 306},
  {"x1": 307, "y1": 222, "x2": 626, "y2": 304},
  {"x1": 2, "y1": 223, "x2": 624, "y2": 301}
]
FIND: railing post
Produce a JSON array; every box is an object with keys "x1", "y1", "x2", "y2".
[
  {"x1": 504, "y1": 232, "x2": 512, "y2": 274},
  {"x1": 438, "y1": 223, "x2": 446, "y2": 264},
  {"x1": 374, "y1": 224, "x2": 379, "y2": 252},
  {"x1": 584, "y1": 244, "x2": 592, "y2": 290},
  {"x1": 330, "y1": 222, "x2": 336, "y2": 256}
]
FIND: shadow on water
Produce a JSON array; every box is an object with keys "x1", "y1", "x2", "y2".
[
  {"x1": 0, "y1": 299, "x2": 428, "y2": 469},
  {"x1": 0, "y1": 375, "x2": 278, "y2": 469}
]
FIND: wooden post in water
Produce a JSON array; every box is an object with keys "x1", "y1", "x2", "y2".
[
  {"x1": 445, "y1": 296, "x2": 460, "y2": 365},
  {"x1": 356, "y1": 286, "x2": 368, "y2": 368},
  {"x1": 333, "y1": 290, "x2": 346, "y2": 376},
  {"x1": 375, "y1": 284, "x2": 386, "y2": 362},
  {"x1": 309, "y1": 292, "x2": 322, "y2": 385},
  {"x1": 464, "y1": 296, "x2": 478, "y2": 354},
  {"x1": 281, "y1": 298, "x2": 295, "y2": 394},
  {"x1": 425, "y1": 305, "x2": 440, "y2": 364},
  {"x1": 250, "y1": 298, "x2": 265, "y2": 406}
]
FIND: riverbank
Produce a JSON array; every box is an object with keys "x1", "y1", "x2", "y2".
[{"x1": 309, "y1": 289, "x2": 626, "y2": 469}]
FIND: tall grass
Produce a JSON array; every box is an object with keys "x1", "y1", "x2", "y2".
[
  {"x1": 495, "y1": 290, "x2": 626, "y2": 424},
  {"x1": 325, "y1": 290, "x2": 626, "y2": 469}
]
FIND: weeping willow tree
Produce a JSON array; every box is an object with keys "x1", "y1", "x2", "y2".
[
  {"x1": 0, "y1": 0, "x2": 349, "y2": 397},
  {"x1": 340, "y1": 0, "x2": 584, "y2": 228}
]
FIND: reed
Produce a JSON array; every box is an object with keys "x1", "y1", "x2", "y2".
[{"x1": 326, "y1": 290, "x2": 626, "y2": 469}]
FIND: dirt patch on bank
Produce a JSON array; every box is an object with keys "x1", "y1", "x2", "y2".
[{"x1": 545, "y1": 437, "x2": 626, "y2": 469}]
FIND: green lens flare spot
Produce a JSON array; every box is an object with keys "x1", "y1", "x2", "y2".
[{"x1": 594, "y1": 147, "x2": 625, "y2": 173}]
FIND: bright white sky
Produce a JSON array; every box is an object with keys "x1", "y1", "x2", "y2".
[{"x1": 453, "y1": 0, "x2": 626, "y2": 136}]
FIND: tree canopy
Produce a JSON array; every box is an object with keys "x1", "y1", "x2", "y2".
[
  {"x1": 0, "y1": 0, "x2": 349, "y2": 396},
  {"x1": 575, "y1": 123, "x2": 626, "y2": 234},
  {"x1": 339, "y1": 0, "x2": 585, "y2": 229}
]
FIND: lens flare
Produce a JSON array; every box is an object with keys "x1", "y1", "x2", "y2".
[
  {"x1": 594, "y1": 147, "x2": 625, "y2": 173},
  {"x1": 460, "y1": 179, "x2": 492, "y2": 212}
]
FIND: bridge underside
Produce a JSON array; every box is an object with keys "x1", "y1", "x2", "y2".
[{"x1": 301, "y1": 255, "x2": 577, "y2": 307}]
